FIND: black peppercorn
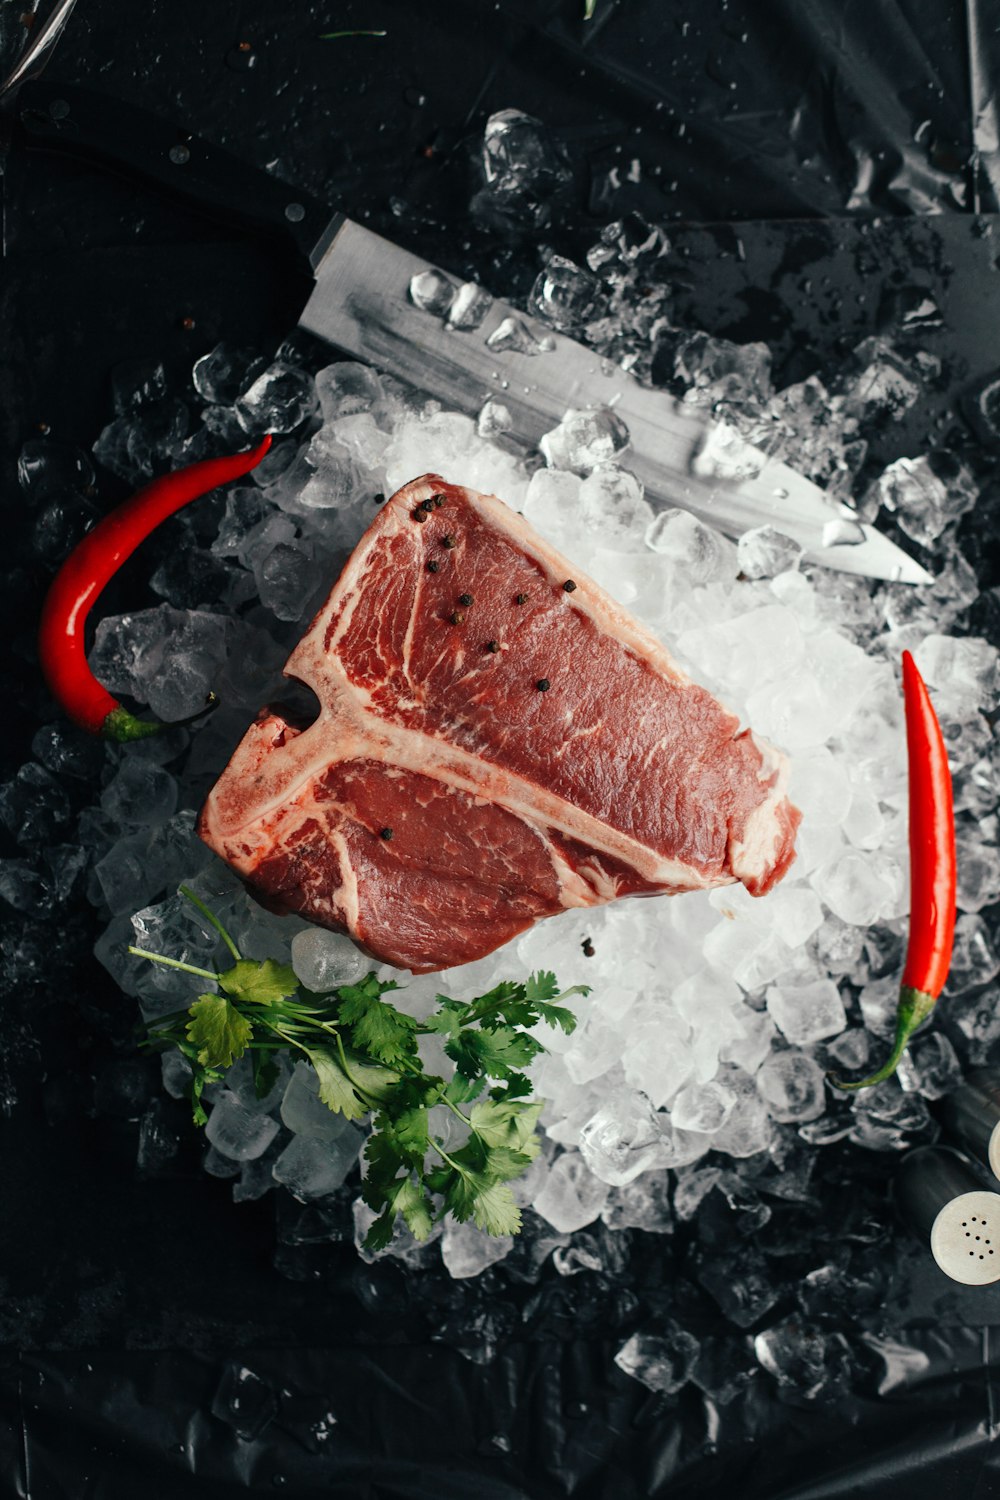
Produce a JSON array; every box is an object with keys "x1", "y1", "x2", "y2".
[
  {"x1": 442, "y1": 534, "x2": 456, "y2": 548},
  {"x1": 451, "y1": 611, "x2": 466, "y2": 625},
  {"x1": 536, "y1": 678, "x2": 550, "y2": 692},
  {"x1": 515, "y1": 593, "x2": 528, "y2": 605},
  {"x1": 485, "y1": 640, "x2": 499, "y2": 653},
  {"x1": 380, "y1": 827, "x2": 393, "y2": 841},
  {"x1": 412, "y1": 508, "x2": 428, "y2": 523},
  {"x1": 563, "y1": 580, "x2": 577, "y2": 593},
  {"x1": 427, "y1": 560, "x2": 440, "y2": 573},
  {"x1": 458, "y1": 593, "x2": 473, "y2": 607},
  {"x1": 373, "y1": 492, "x2": 385, "y2": 504}
]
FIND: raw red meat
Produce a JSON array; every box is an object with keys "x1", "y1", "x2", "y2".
[{"x1": 199, "y1": 475, "x2": 800, "y2": 973}]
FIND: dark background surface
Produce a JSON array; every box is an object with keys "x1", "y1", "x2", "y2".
[{"x1": 4, "y1": 0, "x2": 1000, "y2": 1495}]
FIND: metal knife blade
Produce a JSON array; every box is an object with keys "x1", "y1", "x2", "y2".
[
  {"x1": 302, "y1": 219, "x2": 931, "y2": 583},
  {"x1": 17, "y1": 80, "x2": 931, "y2": 584}
]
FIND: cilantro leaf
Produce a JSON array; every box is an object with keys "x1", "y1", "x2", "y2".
[
  {"x1": 470, "y1": 1180, "x2": 522, "y2": 1235},
  {"x1": 307, "y1": 1045, "x2": 369, "y2": 1120},
  {"x1": 422, "y1": 996, "x2": 466, "y2": 1039},
  {"x1": 445, "y1": 1024, "x2": 542, "y2": 1082},
  {"x1": 217, "y1": 958, "x2": 298, "y2": 1006},
  {"x1": 393, "y1": 1177, "x2": 435, "y2": 1240},
  {"x1": 363, "y1": 1209, "x2": 397, "y2": 1252},
  {"x1": 470, "y1": 1098, "x2": 544, "y2": 1158},
  {"x1": 337, "y1": 981, "x2": 417, "y2": 1064},
  {"x1": 185, "y1": 993, "x2": 253, "y2": 1069},
  {"x1": 524, "y1": 971, "x2": 559, "y2": 1003},
  {"x1": 532, "y1": 1001, "x2": 578, "y2": 1035},
  {"x1": 445, "y1": 1169, "x2": 522, "y2": 1235},
  {"x1": 190, "y1": 1066, "x2": 223, "y2": 1126}
]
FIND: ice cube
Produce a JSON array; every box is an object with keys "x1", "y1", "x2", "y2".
[
  {"x1": 204, "y1": 1091, "x2": 280, "y2": 1162},
  {"x1": 812, "y1": 849, "x2": 904, "y2": 927},
  {"x1": 272, "y1": 1129, "x2": 362, "y2": 1201},
  {"x1": 161, "y1": 1049, "x2": 193, "y2": 1100},
  {"x1": 233, "y1": 1149, "x2": 281, "y2": 1203},
  {"x1": 737, "y1": 526, "x2": 803, "y2": 580},
  {"x1": 539, "y1": 407, "x2": 630, "y2": 473},
  {"x1": 211, "y1": 1362, "x2": 278, "y2": 1441},
  {"x1": 945, "y1": 914, "x2": 1000, "y2": 994},
  {"x1": 950, "y1": 985, "x2": 1000, "y2": 1061},
  {"x1": 441, "y1": 1218, "x2": 514, "y2": 1278},
  {"x1": 825, "y1": 1029, "x2": 870, "y2": 1071},
  {"x1": 840, "y1": 338, "x2": 922, "y2": 421},
  {"x1": 600, "y1": 1173, "x2": 673, "y2": 1233},
  {"x1": 193, "y1": 343, "x2": 268, "y2": 406},
  {"x1": 673, "y1": 1166, "x2": 723, "y2": 1221},
  {"x1": 576, "y1": 467, "x2": 653, "y2": 550},
  {"x1": 710, "y1": 1073, "x2": 775, "y2": 1158},
  {"x1": 876, "y1": 452, "x2": 977, "y2": 547},
  {"x1": 896, "y1": 1032, "x2": 962, "y2": 1099},
  {"x1": 621, "y1": 1015, "x2": 694, "y2": 1106},
  {"x1": 809, "y1": 914, "x2": 866, "y2": 976},
  {"x1": 290, "y1": 926, "x2": 370, "y2": 991},
  {"x1": 578, "y1": 1089, "x2": 667, "y2": 1185},
  {"x1": 914, "y1": 635, "x2": 999, "y2": 717},
  {"x1": 100, "y1": 759, "x2": 178, "y2": 827},
  {"x1": 280, "y1": 1061, "x2": 356, "y2": 1141},
  {"x1": 481, "y1": 109, "x2": 571, "y2": 202},
  {"x1": 691, "y1": 422, "x2": 766, "y2": 483},
  {"x1": 520, "y1": 468, "x2": 583, "y2": 550},
  {"x1": 644, "y1": 508, "x2": 736, "y2": 584},
  {"x1": 670, "y1": 1080, "x2": 737, "y2": 1134},
  {"x1": 446, "y1": 282, "x2": 493, "y2": 331},
  {"x1": 858, "y1": 975, "x2": 899, "y2": 1040},
  {"x1": 0, "y1": 762, "x2": 72, "y2": 848},
  {"x1": 532, "y1": 1150, "x2": 610, "y2": 1233},
  {"x1": 315, "y1": 362, "x2": 383, "y2": 422},
  {"x1": 754, "y1": 1051, "x2": 826, "y2": 1123},
  {"x1": 697, "y1": 1247, "x2": 781, "y2": 1328},
  {"x1": 486, "y1": 316, "x2": 555, "y2": 355},
  {"x1": 235, "y1": 362, "x2": 317, "y2": 436},
  {"x1": 955, "y1": 830, "x2": 1000, "y2": 913},
  {"x1": 754, "y1": 1318, "x2": 841, "y2": 1399},
  {"x1": 476, "y1": 399, "x2": 514, "y2": 441},
  {"x1": 409, "y1": 268, "x2": 456, "y2": 316},
  {"x1": 767, "y1": 980, "x2": 846, "y2": 1045},
  {"x1": 528, "y1": 256, "x2": 602, "y2": 331},
  {"x1": 720, "y1": 1008, "x2": 778, "y2": 1075},
  {"x1": 676, "y1": 332, "x2": 773, "y2": 409},
  {"x1": 614, "y1": 1326, "x2": 699, "y2": 1395}
]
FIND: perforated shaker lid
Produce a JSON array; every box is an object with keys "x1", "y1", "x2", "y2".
[{"x1": 930, "y1": 1190, "x2": 1000, "y2": 1285}]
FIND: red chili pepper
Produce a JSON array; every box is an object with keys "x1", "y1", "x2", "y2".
[
  {"x1": 38, "y1": 437, "x2": 272, "y2": 743},
  {"x1": 830, "y1": 649, "x2": 956, "y2": 1091}
]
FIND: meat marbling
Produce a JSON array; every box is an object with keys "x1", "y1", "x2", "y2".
[{"x1": 199, "y1": 475, "x2": 801, "y2": 972}]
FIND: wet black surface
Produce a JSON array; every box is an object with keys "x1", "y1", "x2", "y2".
[{"x1": 4, "y1": 1, "x2": 1000, "y2": 1495}]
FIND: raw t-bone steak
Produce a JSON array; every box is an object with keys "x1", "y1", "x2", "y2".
[{"x1": 199, "y1": 475, "x2": 801, "y2": 972}]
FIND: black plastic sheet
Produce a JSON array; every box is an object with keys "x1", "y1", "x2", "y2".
[{"x1": 4, "y1": 0, "x2": 1000, "y2": 1494}]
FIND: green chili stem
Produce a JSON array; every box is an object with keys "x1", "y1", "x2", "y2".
[{"x1": 828, "y1": 986, "x2": 936, "y2": 1092}]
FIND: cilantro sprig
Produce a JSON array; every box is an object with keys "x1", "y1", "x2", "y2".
[{"x1": 130, "y1": 887, "x2": 588, "y2": 1250}]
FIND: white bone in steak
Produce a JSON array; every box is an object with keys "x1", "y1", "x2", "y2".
[{"x1": 199, "y1": 475, "x2": 801, "y2": 973}]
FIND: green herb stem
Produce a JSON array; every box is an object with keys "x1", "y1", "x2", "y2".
[
  {"x1": 179, "y1": 884, "x2": 242, "y2": 961},
  {"x1": 127, "y1": 946, "x2": 219, "y2": 982}
]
